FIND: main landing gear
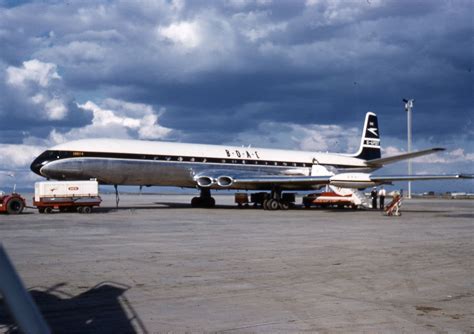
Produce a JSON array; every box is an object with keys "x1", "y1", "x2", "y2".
[
  {"x1": 191, "y1": 188, "x2": 216, "y2": 208},
  {"x1": 262, "y1": 188, "x2": 290, "y2": 211}
]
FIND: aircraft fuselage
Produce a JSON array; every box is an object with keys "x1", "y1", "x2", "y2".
[{"x1": 31, "y1": 139, "x2": 369, "y2": 190}]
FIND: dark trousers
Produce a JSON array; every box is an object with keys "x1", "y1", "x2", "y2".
[
  {"x1": 379, "y1": 196, "x2": 385, "y2": 209},
  {"x1": 372, "y1": 198, "x2": 377, "y2": 209}
]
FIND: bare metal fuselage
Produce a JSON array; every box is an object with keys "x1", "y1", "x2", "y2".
[{"x1": 35, "y1": 156, "x2": 329, "y2": 190}]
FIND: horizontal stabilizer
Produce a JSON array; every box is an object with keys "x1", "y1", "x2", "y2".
[
  {"x1": 366, "y1": 148, "x2": 445, "y2": 167},
  {"x1": 370, "y1": 173, "x2": 473, "y2": 183}
]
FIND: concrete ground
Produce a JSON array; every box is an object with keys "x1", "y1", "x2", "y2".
[{"x1": 0, "y1": 194, "x2": 473, "y2": 333}]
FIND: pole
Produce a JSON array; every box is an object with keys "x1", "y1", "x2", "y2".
[{"x1": 403, "y1": 99, "x2": 414, "y2": 199}]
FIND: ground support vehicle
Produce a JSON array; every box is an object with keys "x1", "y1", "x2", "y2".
[
  {"x1": 33, "y1": 180, "x2": 101, "y2": 214},
  {"x1": 234, "y1": 193, "x2": 250, "y2": 207},
  {"x1": 0, "y1": 192, "x2": 26, "y2": 214},
  {"x1": 34, "y1": 197, "x2": 102, "y2": 214},
  {"x1": 303, "y1": 191, "x2": 362, "y2": 209},
  {"x1": 234, "y1": 192, "x2": 296, "y2": 210}
]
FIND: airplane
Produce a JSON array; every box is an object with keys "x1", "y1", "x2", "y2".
[{"x1": 30, "y1": 112, "x2": 472, "y2": 210}]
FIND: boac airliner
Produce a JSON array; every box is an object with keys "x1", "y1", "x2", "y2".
[{"x1": 31, "y1": 112, "x2": 471, "y2": 210}]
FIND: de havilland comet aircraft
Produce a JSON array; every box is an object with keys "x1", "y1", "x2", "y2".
[{"x1": 31, "y1": 112, "x2": 471, "y2": 210}]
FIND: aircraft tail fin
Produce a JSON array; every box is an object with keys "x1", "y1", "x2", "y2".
[{"x1": 352, "y1": 112, "x2": 381, "y2": 160}]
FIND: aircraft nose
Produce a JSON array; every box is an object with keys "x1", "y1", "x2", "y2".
[
  {"x1": 39, "y1": 163, "x2": 56, "y2": 178},
  {"x1": 39, "y1": 160, "x2": 83, "y2": 179},
  {"x1": 30, "y1": 152, "x2": 51, "y2": 176}
]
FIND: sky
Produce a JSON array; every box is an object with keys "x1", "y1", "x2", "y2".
[{"x1": 0, "y1": 0, "x2": 472, "y2": 193}]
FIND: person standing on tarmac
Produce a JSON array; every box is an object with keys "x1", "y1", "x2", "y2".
[
  {"x1": 370, "y1": 187, "x2": 378, "y2": 209},
  {"x1": 378, "y1": 186, "x2": 387, "y2": 210}
]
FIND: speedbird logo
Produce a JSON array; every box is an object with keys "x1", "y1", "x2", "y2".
[{"x1": 367, "y1": 127, "x2": 378, "y2": 137}]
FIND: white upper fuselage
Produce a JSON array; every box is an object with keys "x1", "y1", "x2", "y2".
[{"x1": 50, "y1": 138, "x2": 367, "y2": 168}]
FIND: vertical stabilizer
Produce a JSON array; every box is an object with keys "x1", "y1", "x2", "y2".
[{"x1": 352, "y1": 112, "x2": 381, "y2": 160}]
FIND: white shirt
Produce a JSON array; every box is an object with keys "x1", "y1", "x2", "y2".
[{"x1": 378, "y1": 188, "x2": 386, "y2": 196}]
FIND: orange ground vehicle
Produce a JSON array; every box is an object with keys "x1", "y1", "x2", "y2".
[
  {"x1": 33, "y1": 180, "x2": 102, "y2": 214},
  {"x1": 302, "y1": 191, "x2": 360, "y2": 209},
  {"x1": 33, "y1": 196, "x2": 102, "y2": 214},
  {"x1": 0, "y1": 192, "x2": 26, "y2": 214}
]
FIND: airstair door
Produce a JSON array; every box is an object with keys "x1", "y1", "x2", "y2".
[{"x1": 311, "y1": 159, "x2": 333, "y2": 177}]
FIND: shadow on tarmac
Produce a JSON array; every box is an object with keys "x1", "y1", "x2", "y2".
[
  {"x1": 0, "y1": 281, "x2": 148, "y2": 334},
  {"x1": 90, "y1": 203, "x2": 371, "y2": 212}
]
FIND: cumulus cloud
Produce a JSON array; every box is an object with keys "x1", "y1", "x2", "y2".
[
  {"x1": 158, "y1": 21, "x2": 202, "y2": 49},
  {"x1": 45, "y1": 98, "x2": 173, "y2": 145},
  {"x1": 5, "y1": 59, "x2": 69, "y2": 120},
  {"x1": 6, "y1": 59, "x2": 60, "y2": 88}
]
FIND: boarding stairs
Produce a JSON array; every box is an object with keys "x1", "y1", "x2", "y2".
[{"x1": 329, "y1": 186, "x2": 371, "y2": 209}]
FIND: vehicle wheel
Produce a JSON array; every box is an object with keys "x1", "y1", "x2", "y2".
[
  {"x1": 263, "y1": 199, "x2": 269, "y2": 210},
  {"x1": 267, "y1": 199, "x2": 279, "y2": 211},
  {"x1": 44, "y1": 207, "x2": 53, "y2": 214},
  {"x1": 279, "y1": 201, "x2": 290, "y2": 210},
  {"x1": 82, "y1": 206, "x2": 92, "y2": 214},
  {"x1": 38, "y1": 207, "x2": 45, "y2": 214},
  {"x1": 6, "y1": 198, "x2": 24, "y2": 214},
  {"x1": 191, "y1": 197, "x2": 200, "y2": 207},
  {"x1": 77, "y1": 206, "x2": 83, "y2": 213}
]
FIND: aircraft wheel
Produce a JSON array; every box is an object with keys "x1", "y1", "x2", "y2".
[
  {"x1": 207, "y1": 197, "x2": 216, "y2": 208},
  {"x1": 191, "y1": 197, "x2": 200, "y2": 207},
  {"x1": 279, "y1": 201, "x2": 289, "y2": 210},
  {"x1": 267, "y1": 199, "x2": 279, "y2": 211}
]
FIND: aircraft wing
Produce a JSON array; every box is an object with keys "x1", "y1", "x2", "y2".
[
  {"x1": 194, "y1": 169, "x2": 472, "y2": 190},
  {"x1": 366, "y1": 148, "x2": 445, "y2": 167},
  {"x1": 369, "y1": 174, "x2": 473, "y2": 183}
]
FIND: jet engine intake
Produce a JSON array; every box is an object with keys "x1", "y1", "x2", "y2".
[
  {"x1": 196, "y1": 176, "x2": 214, "y2": 187},
  {"x1": 216, "y1": 176, "x2": 234, "y2": 187}
]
